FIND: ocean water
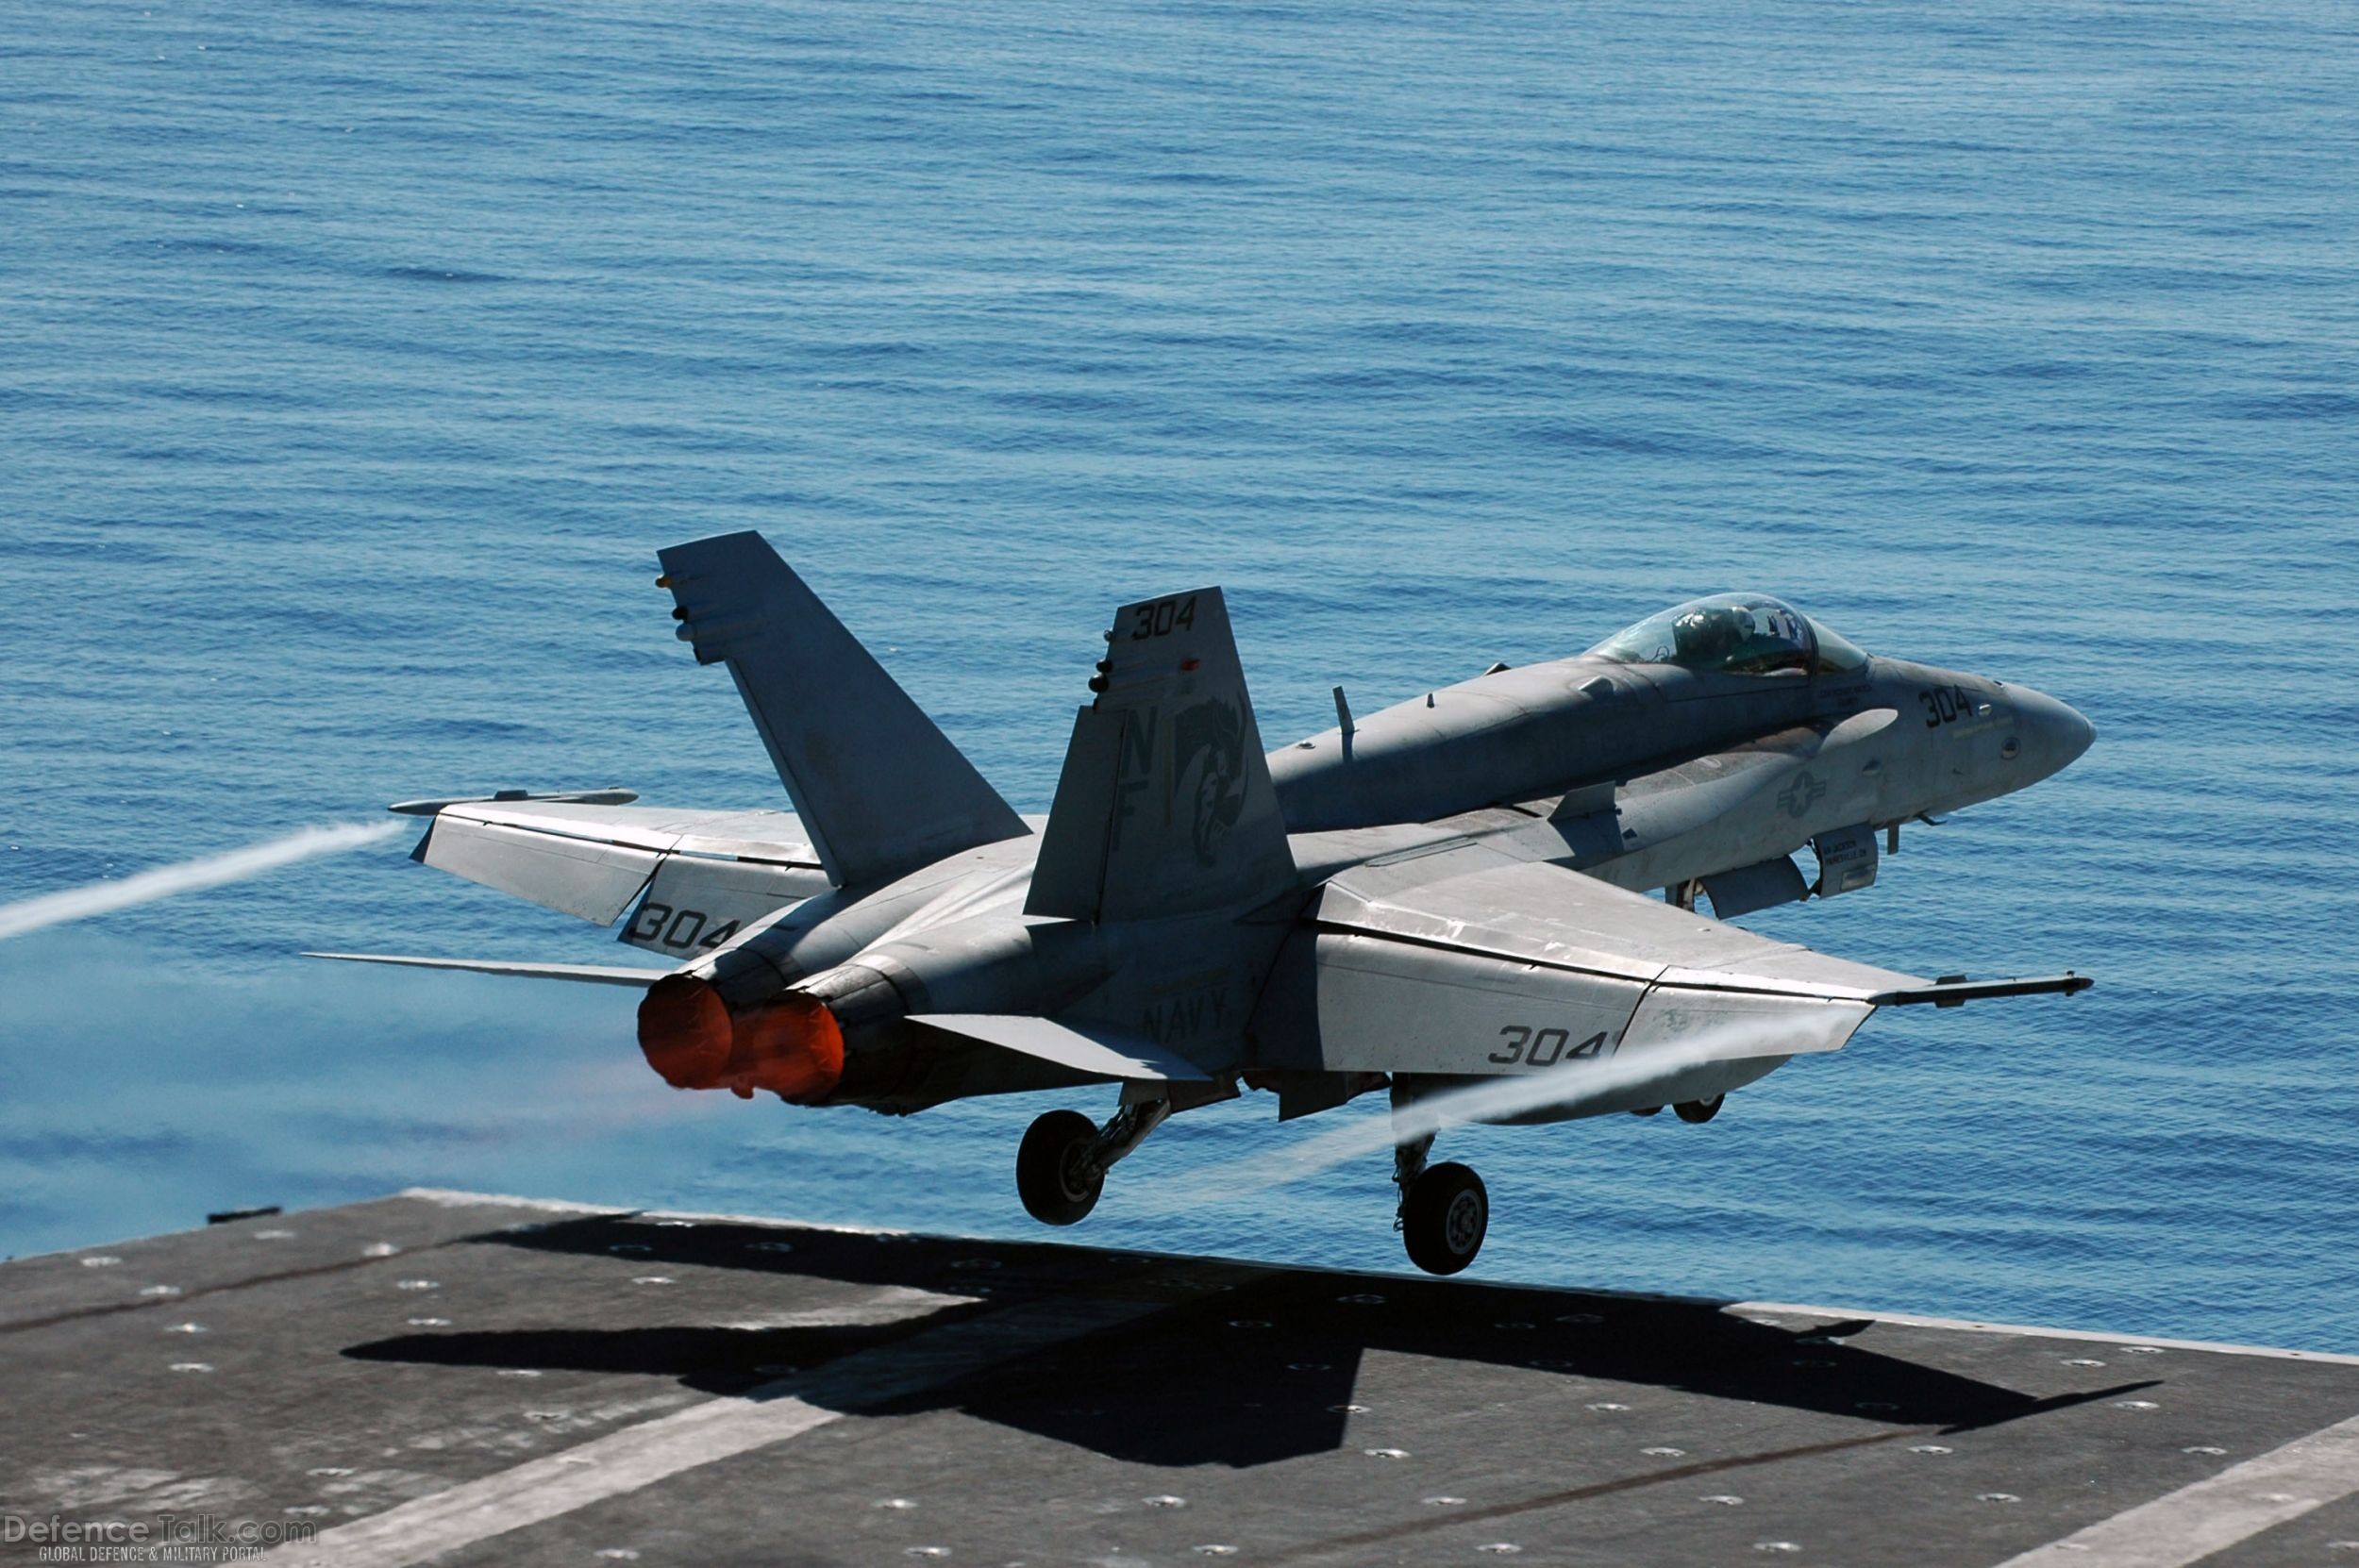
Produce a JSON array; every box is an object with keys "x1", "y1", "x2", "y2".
[{"x1": 5, "y1": 0, "x2": 2355, "y2": 1351}]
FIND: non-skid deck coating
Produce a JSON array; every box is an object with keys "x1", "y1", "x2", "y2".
[{"x1": 4, "y1": 1191, "x2": 2355, "y2": 1567}]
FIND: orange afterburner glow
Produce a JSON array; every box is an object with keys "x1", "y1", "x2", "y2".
[
  {"x1": 730, "y1": 992, "x2": 846, "y2": 1102},
  {"x1": 636, "y1": 974, "x2": 844, "y2": 1103},
  {"x1": 636, "y1": 975, "x2": 733, "y2": 1088}
]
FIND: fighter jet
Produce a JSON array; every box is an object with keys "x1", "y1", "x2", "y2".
[{"x1": 321, "y1": 533, "x2": 2094, "y2": 1275}]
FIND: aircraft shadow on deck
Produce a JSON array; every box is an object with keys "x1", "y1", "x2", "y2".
[{"x1": 341, "y1": 1214, "x2": 2158, "y2": 1470}]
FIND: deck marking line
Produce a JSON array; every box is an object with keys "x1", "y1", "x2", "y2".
[
  {"x1": 1266, "y1": 1425, "x2": 1939, "y2": 1565},
  {"x1": 1992, "y1": 1410, "x2": 2359, "y2": 1567},
  {"x1": 258, "y1": 1291, "x2": 1170, "y2": 1568},
  {"x1": 1732, "y1": 1301, "x2": 2359, "y2": 1367}
]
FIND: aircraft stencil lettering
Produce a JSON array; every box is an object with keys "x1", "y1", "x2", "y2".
[
  {"x1": 1487, "y1": 1027, "x2": 1611, "y2": 1069},
  {"x1": 1107, "y1": 705, "x2": 1155, "y2": 854},
  {"x1": 326, "y1": 542, "x2": 2095, "y2": 1276},
  {"x1": 1144, "y1": 989, "x2": 1229, "y2": 1045}
]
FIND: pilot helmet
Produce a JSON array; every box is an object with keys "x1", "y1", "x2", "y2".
[{"x1": 1673, "y1": 605, "x2": 1745, "y2": 661}]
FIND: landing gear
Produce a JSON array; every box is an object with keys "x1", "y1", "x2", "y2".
[
  {"x1": 1015, "y1": 1098, "x2": 1172, "y2": 1226},
  {"x1": 1674, "y1": 1094, "x2": 1724, "y2": 1124},
  {"x1": 1391, "y1": 1081, "x2": 1489, "y2": 1276},
  {"x1": 1401, "y1": 1162, "x2": 1489, "y2": 1276},
  {"x1": 1016, "y1": 1109, "x2": 1102, "y2": 1225}
]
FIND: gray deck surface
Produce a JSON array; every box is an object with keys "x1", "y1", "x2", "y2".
[{"x1": 3, "y1": 1190, "x2": 2354, "y2": 1567}]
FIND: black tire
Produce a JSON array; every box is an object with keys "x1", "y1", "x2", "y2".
[
  {"x1": 1630, "y1": 1105, "x2": 1664, "y2": 1117},
  {"x1": 1017, "y1": 1109, "x2": 1103, "y2": 1226},
  {"x1": 1401, "y1": 1161, "x2": 1488, "y2": 1276},
  {"x1": 1674, "y1": 1094, "x2": 1725, "y2": 1125}
]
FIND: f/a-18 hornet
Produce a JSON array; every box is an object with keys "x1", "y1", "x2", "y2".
[{"x1": 325, "y1": 533, "x2": 2095, "y2": 1275}]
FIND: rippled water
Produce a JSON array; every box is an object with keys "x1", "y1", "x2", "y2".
[{"x1": 5, "y1": 0, "x2": 2355, "y2": 1350}]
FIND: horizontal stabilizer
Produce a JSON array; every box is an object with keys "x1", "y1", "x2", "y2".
[
  {"x1": 305, "y1": 952, "x2": 667, "y2": 987},
  {"x1": 911, "y1": 1013, "x2": 1217, "y2": 1082}
]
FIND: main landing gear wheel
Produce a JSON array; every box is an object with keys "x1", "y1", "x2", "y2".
[
  {"x1": 1017, "y1": 1109, "x2": 1103, "y2": 1226},
  {"x1": 1401, "y1": 1161, "x2": 1489, "y2": 1276},
  {"x1": 1674, "y1": 1094, "x2": 1725, "y2": 1124}
]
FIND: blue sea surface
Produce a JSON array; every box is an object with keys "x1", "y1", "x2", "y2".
[{"x1": 4, "y1": 0, "x2": 2355, "y2": 1351}]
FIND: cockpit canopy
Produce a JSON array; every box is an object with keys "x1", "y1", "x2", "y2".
[{"x1": 1587, "y1": 593, "x2": 1867, "y2": 676}]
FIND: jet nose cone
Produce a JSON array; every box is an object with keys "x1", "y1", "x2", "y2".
[{"x1": 2014, "y1": 687, "x2": 2095, "y2": 776}]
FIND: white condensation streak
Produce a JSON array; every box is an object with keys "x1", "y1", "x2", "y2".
[
  {"x1": 1992, "y1": 1411, "x2": 2359, "y2": 1568},
  {"x1": 259, "y1": 1292, "x2": 1172, "y2": 1568},
  {"x1": 0, "y1": 822, "x2": 404, "y2": 940}
]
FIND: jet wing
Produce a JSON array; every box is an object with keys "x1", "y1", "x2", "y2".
[
  {"x1": 1253, "y1": 844, "x2": 1927, "y2": 1107},
  {"x1": 305, "y1": 952, "x2": 668, "y2": 987},
  {"x1": 406, "y1": 801, "x2": 830, "y2": 946}
]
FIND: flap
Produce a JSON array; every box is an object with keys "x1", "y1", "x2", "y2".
[
  {"x1": 1255, "y1": 855, "x2": 1925, "y2": 1080},
  {"x1": 1315, "y1": 854, "x2": 1916, "y2": 998},
  {"x1": 429, "y1": 802, "x2": 822, "y2": 865},
  {"x1": 418, "y1": 818, "x2": 662, "y2": 925},
  {"x1": 413, "y1": 802, "x2": 825, "y2": 927}
]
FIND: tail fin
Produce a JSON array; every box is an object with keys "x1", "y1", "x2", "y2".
[
  {"x1": 658, "y1": 532, "x2": 1029, "y2": 889},
  {"x1": 1027, "y1": 587, "x2": 1296, "y2": 922}
]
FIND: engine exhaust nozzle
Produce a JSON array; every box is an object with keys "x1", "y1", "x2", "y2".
[{"x1": 637, "y1": 973, "x2": 845, "y2": 1103}]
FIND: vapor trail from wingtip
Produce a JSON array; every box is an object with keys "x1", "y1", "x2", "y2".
[{"x1": 0, "y1": 821, "x2": 406, "y2": 941}]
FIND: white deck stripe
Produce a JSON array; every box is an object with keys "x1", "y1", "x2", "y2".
[
  {"x1": 260, "y1": 1292, "x2": 1170, "y2": 1568},
  {"x1": 1992, "y1": 1410, "x2": 2359, "y2": 1567}
]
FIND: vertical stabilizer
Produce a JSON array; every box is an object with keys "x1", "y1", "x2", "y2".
[
  {"x1": 1027, "y1": 588, "x2": 1296, "y2": 922},
  {"x1": 658, "y1": 532, "x2": 1029, "y2": 889}
]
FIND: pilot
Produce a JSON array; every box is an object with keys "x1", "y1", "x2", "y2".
[{"x1": 1672, "y1": 605, "x2": 1747, "y2": 666}]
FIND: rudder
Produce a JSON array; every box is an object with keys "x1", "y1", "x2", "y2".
[
  {"x1": 1027, "y1": 587, "x2": 1296, "y2": 922},
  {"x1": 659, "y1": 532, "x2": 1029, "y2": 889}
]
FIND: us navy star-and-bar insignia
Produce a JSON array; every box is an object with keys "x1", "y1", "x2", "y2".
[{"x1": 1778, "y1": 769, "x2": 1827, "y2": 819}]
